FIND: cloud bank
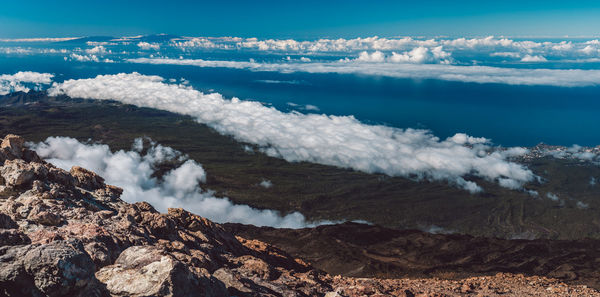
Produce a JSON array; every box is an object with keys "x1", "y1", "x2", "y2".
[
  {"x1": 172, "y1": 36, "x2": 600, "y2": 63},
  {"x1": 0, "y1": 71, "x2": 54, "y2": 95},
  {"x1": 30, "y1": 136, "x2": 311, "y2": 228},
  {"x1": 539, "y1": 145, "x2": 600, "y2": 164},
  {"x1": 48, "y1": 73, "x2": 535, "y2": 192},
  {"x1": 0, "y1": 37, "x2": 79, "y2": 42},
  {"x1": 128, "y1": 57, "x2": 600, "y2": 87},
  {"x1": 3, "y1": 35, "x2": 600, "y2": 87},
  {"x1": 3, "y1": 35, "x2": 600, "y2": 68}
]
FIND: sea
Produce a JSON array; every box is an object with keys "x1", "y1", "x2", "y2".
[{"x1": 1, "y1": 36, "x2": 599, "y2": 147}]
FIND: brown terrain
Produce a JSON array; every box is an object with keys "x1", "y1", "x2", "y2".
[
  {"x1": 225, "y1": 222, "x2": 600, "y2": 289},
  {"x1": 0, "y1": 133, "x2": 599, "y2": 296}
]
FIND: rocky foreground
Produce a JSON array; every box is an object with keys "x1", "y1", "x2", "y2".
[{"x1": 0, "y1": 134, "x2": 598, "y2": 297}]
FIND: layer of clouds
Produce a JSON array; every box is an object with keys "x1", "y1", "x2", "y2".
[
  {"x1": 538, "y1": 145, "x2": 600, "y2": 164},
  {"x1": 0, "y1": 37, "x2": 79, "y2": 42},
  {"x1": 3, "y1": 35, "x2": 600, "y2": 67},
  {"x1": 0, "y1": 71, "x2": 54, "y2": 95},
  {"x1": 171, "y1": 36, "x2": 600, "y2": 63},
  {"x1": 128, "y1": 57, "x2": 600, "y2": 87},
  {"x1": 0, "y1": 47, "x2": 68, "y2": 55},
  {"x1": 30, "y1": 136, "x2": 312, "y2": 228},
  {"x1": 0, "y1": 47, "x2": 32, "y2": 54},
  {"x1": 48, "y1": 73, "x2": 535, "y2": 192}
]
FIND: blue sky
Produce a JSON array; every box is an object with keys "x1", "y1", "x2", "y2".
[{"x1": 1, "y1": 0, "x2": 599, "y2": 38}]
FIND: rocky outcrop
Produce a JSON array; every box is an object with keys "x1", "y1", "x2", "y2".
[
  {"x1": 0, "y1": 134, "x2": 598, "y2": 297},
  {"x1": 0, "y1": 134, "x2": 332, "y2": 296},
  {"x1": 96, "y1": 245, "x2": 225, "y2": 297}
]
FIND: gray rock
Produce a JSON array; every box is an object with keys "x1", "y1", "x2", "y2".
[
  {"x1": 27, "y1": 205, "x2": 63, "y2": 226},
  {"x1": 0, "y1": 240, "x2": 98, "y2": 296},
  {"x1": 0, "y1": 159, "x2": 35, "y2": 187},
  {"x1": 23, "y1": 240, "x2": 97, "y2": 296},
  {"x1": 1, "y1": 134, "x2": 24, "y2": 159},
  {"x1": 96, "y1": 245, "x2": 227, "y2": 297}
]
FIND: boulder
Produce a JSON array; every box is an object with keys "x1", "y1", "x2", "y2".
[
  {"x1": 70, "y1": 166, "x2": 105, "y2": 191},
  {"x1": 1, "y1": 134, "x2": 24, "y2": 159},
  {"x1": 28, "y1": 207, "x2": 63, "y2": 226},
  {"x1": 96, "y1": 245, "x2": 227, "y2": 297},
  {"x1": 0, "y1": 240, "x2": 97, "y2": 297},
  {"x1": 0, "y1": 159, "x2": 35, "y2": 187}
]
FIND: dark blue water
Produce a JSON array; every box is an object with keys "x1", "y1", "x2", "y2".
[{"x1": 1, "y1": 54, "x2": 599, "y2": 147}]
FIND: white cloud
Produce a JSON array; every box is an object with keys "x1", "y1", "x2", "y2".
[
  {"x1": 521, "y1": 55, "x2": 547, "y2": 62},
  {"x1": 0, "y1": 71, "x2": 54, "y2": 95},
  {"x1": 48, "y1": 73, "x2": 536, "y2": 192},
  {"x1": 447, "y1": 133, "x2": 488, "y2": 145},
  {"x1": 30, "y1": 136, "x2": 314, "y2": 228},
  {"x1": 526, "y1": 189, "x2": 539, "y2": 197},
  {"x1": 172, "y1": 37, "x2": 219, "y2": 49},
  {"x1": 389, "y1": 46, "x2": 452, "y2": 64},
  {"x1": 576, "y1": 201, "x2": 589, "y2": 209},
  {"x1": 0, "y1": 47, "x2": 33, "y2": 54},
  {"x1": 137, "y1": 42, "x2": 160, "y2": 50},
  {"x1": 287, "y1": 102, "x2": 320, "y2": 112},
  {"x1": 256, "y1": 79, "x2": 302, "y2": 85},
  {"x1": 70, "y1": 53, "x2": 100, "y2": 62},
  {"x1": 349, "y1": 48, "x2": 452, "y2": 64},
  {"x1": 259, "y1": 179, "x2": 273, "y2": 188},
  {"x1": 581, "y1": 45, "x2": 599, "y2": 55},
  {"x1": 490, "y1": 52, "x2": 521, "y2": 58},
  {"x1": 69, "y1": 53, "x2": 114, "y2": 63},
  {"x1": 304, "y1": 104, "x2": 319, "y2": 111},
  {"x1": 85, "y1": 45, "x2": 110, "y2": 55},
  {"x1": 552, "y1": 41, "x2": 573, "y2": 51},
  {"x1": 356, "y1": 51, "x2": 386, "y2": 62},
  {"x1": 540, "y1": 145, "x2": 600, "y2": 164},
  {"x1": 546, "y1": 192, "x2": 560, "y2": 201},
  {"x1": 128, "y1": 57, "x2": 600, "y2": 87},
  {"x1": 500, "y1": 147, "x2": 529, "y2": 157}
]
